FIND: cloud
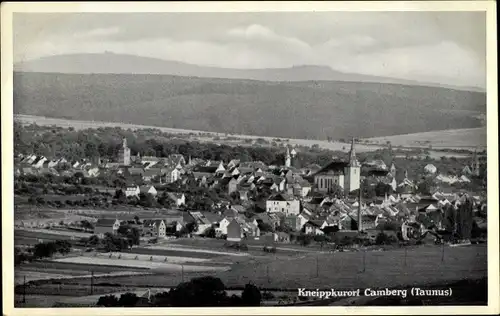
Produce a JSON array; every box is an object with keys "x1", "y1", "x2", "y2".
[
  {"x1": 73, "y1": 27, "x2": 121, "y2": 39},
  {"x1": 13, "y1": 12, "x2": 486, "y2": 88}
]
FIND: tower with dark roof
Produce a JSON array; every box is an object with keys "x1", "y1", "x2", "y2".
[
  {"x1": 118, "y1": 137, "x2": 131, "y2": 166},
  {"x1": 285, "y1": 147, "x2": 291, "y2": 168}
]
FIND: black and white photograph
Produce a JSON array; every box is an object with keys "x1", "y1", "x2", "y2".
[{"x1": 2, "y1": 1, "x2": 498, "y2": 314}]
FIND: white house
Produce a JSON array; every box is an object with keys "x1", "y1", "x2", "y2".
[
  {"x1": 164, "y1": 168, "x2": 181, "y2": 184},
  {"x1": 166, "y1": 192, "x2": 186, "y2": 207},
  {"x1": 266, "y1": 193, "x2": 300, "y2": 216},
  {"x1": 32, "y1": 156, "x2": 48, "y2": 169},
  {"x1": 125, "y1": 185, "x2": 140, "y2": 197},
  {"x1": 304, "y1": 220, "x2": 326, "y2": 235}
]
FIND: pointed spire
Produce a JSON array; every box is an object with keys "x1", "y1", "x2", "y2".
[
  {"x1": 404, "y1": 169, "x2": 408, "y2": 179},
  {"x1": 122, "y1": 137, "x2": 128, "y2": 148},
  {"x1": 348, "y1": 137, "x2": 359, "y2": 167}
]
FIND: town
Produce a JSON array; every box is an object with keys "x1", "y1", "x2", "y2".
[{"x1": 13, "y1": 122, "x2": 488, "y2": 307}]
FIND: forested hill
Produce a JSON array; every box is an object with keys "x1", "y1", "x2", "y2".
[{"x1": 13, "y1": 71, "x2": 486, "y2": 140}]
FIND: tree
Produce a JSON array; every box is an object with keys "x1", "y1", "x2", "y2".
[
  {"x1": 80, "y1": 220, "x2": 94, "y2": 232},
  {"x1": 456, "y1": 198, "x2": 474, "y2": 240},
  {"x1": 126, "y1": 228, "x2": 141, "y2": 248},
  {"x1": 139, "y1": 192, "x2": 155, "y2": 208},
  {"x1": 97, "y1": 294, "x2": 119, "y2": 307},
  {"x1": 258, "y1": 222, "x2": 274, "y2": 233},
  {"x1": 33, "y1": 241, "x2": 58, "y2": 258},
  {"x1": 241, "y1": 284, "x2": 261, "y2": 306},
  {"x1": 87, "y1": 235, "x2": 100, "y2": 246},
  {"x1": 55, "y1": 240, "x2": 71, "y2": 255},
  {"x1": 186, "y1": 221, "x2": 198, "y2": 234},
  {"x1": 118, "y1": 293, "x2": 139, "y2": 307},
  {"x1": 166, "y1": 276, "x2": 228, "y2": 307},
  {"x1": 203, "y1": 226, "x2": 216, "y2": 238}
]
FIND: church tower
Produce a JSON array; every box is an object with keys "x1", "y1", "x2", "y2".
[
  {"x1": 343, "y1": 138, "x2": 361, "y2": 193},
  {"x1": 285, "y1": 147, "x2": 291, "y2": 168},
  {"x1": 118, "y1": 137, "x2": 131, "y2": 166}
]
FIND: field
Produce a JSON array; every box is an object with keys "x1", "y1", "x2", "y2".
[
  {"x1": 365, "y1": 127, "x2": 487, "y2": 150},
  {"x1": 31, "y1": 244, "x2": 485, "y2": 290}
]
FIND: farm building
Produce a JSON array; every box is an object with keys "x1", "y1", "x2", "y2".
[
  {"x1": 266, "y1": 193, "x2": 300, "y2": 216},
  {"x1": 94, "y1": 218, "x2": 121, "y2": 238},
  {"x1": 226, "y1": 217, "x2": 260, "y2": 242},
  {"x1": 142, "y1": 220, "x2": 166, "y2": 238}
]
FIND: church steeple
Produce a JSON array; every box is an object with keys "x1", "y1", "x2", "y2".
[
  {"x1": 285, "y1": 147, "x2": 291, "y2": 168},
  {"x1": 348, "y1": 138, "x2": 359, "y2": 167}
]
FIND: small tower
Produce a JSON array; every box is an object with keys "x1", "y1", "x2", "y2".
[
  {"x1": 118, "y1": 137, "x2": 131, "y2": 166},
  {"x1": 404, "y1": 169, "x2": 408, "y2": 179},
  {"x1": 285, "y1": 147, "x2": 291, "y2": 168},
  {"x1": 343, "y1": 138, "x2": 361, "y2": 193}
]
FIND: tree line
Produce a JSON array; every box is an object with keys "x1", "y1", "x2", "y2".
[{"x1": 96, "y1": 276, "x2": 262, "y2": 307}]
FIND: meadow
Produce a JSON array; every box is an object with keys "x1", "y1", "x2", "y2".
[
  {"x1": 36, "y1": 244, "x2": 486, "y2": 291},
  {"x1": 364, "y1": 127, "x2": 486, "y2": 150}
]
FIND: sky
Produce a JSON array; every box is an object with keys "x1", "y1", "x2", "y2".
[{"x1": 13, "y1": 11, "x2": 487, "y2": 88}]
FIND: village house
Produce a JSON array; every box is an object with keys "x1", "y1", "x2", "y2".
[
  {"x1": 139, "y1": 185, "x2": 158, "y2": 196},
  {"x1": 273, "y1": 231, "x2": 291, "y2": 243},
  {"x1": 31, "y1": 156, "x2": 48, "y2": 169},
  {"x1": 187, "y1": 211, "x2": 214, "y2": 235},
  {"x1": 304, "y1": 220, "x2": 326, "y2": 235},
  {"x1": 266, "y1": 193, "x2": 301, "y2": 216},
  {"x1": 166, "y1": 192, "x2": 186, "y2": 207},
  {"x1": 94, "y1": 218, "x2": 121, "y2": 238},
  {"x1": 226, "y1": 217, "x2": 260, "y2": 242},
  {"x1": 284, "y1": 212, "x2": 310, "y2": 231},
  {"x1": 142, "y1": 219, "x2": 166, "y2": 238},
  {"x1": 164, "y1": 167, "x2": 181, "y2": 184},
  {"x1": 125, "y1": 185, "x2": 141, "y2": 197},
  {"x1": 142, "y1": 169, "x2": 161, "y2": 182}
]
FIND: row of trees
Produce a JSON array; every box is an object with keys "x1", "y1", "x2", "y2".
[
  {"x1": 15, "y1": 240, "x2": 72, "y2": 266},
  {"x1": 96, "y1": 277, "x2": 262, "y2": 307},
  {"x1": 15, "y1": 123, "x2": 340, "y2": 167},
  {"x1": 80, "y1": 230, "x2": 140, "y2": 252}
]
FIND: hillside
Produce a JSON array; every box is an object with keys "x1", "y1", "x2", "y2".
[
  {"x1": 15, "y1": 53, "x2": 484, "y2": 92},
  {"x1": 13, "y1": 72, "x2": 486, "y2": 140}
]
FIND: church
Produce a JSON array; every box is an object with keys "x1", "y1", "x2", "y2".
[{"x1": 313, "y1": 138, "x2": 360, "y2": 194}]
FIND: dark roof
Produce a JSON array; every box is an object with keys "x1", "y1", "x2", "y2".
[
  {"x1": 268, "y1": 193, "x2": 294, "y2": 201},
  {"x1": 362, "y1": 168, "x2": 390, "y2": 177},
  {"x1": 315, "y1": 161, "x2": 349, "y2": 175},
  {"x1": 96, "y1": 218, "x2": 119, "y2": 227},
  {"x1": 194, "y1": 166, "x2": 218, "y2": 173},
  {"x1": 307, "y1": 220, "x2": 325, "y2": 228}
]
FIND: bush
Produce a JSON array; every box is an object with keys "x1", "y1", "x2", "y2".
[
  {"x1": 96, "y1": 294, "x2": 119, "y2": 307},
  {"x1": 241, "y1": 284, "x2": 261, "y2": 306},
  {"x1": 118, "y1": 292, "x2": 139, "y2": 307},
  {"x1": 375, "y1": 232, "x2": 397, "y2": 245}
]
